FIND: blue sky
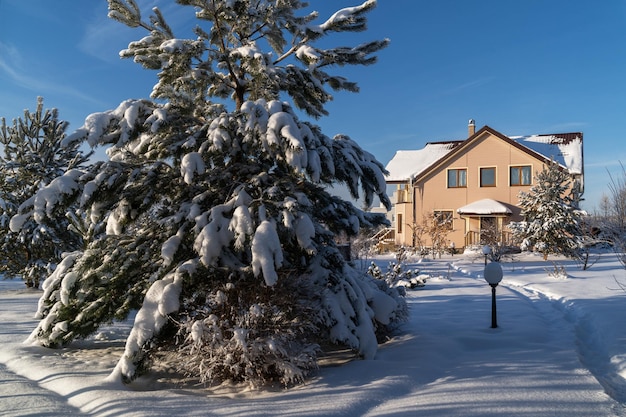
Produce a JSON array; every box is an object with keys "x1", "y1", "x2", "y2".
[{"x1": 1, "y1": 1, "x2": 626, "y2": 211}]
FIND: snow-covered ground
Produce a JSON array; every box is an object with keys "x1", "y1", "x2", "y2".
[{"x1": 1, "y1": 251, "x2": 626, "y2": 416}]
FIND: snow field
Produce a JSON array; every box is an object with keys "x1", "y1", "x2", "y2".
[{"x1": 0, "y1": 251, "x2": 625, "y2": 416}]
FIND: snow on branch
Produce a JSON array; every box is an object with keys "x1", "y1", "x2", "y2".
[
  {"x1": 62, "y1": 99, "x2": 160, "y2": 149},
  {"x1": 161, "y1": 232, "x2": 182, "y2": 267},
  {"x1": 229, "y1": 205, "x2": 254, "y2": 250},
  {"x1": 251, "y1": 219, "x2": 283, "y2": 286},
  {"x1": 267, "y1": 111, "x2": 308, "y2": 171},
  {"x1": 317, "y1": 0, "x2": 377, "y2": 33},
  {"x1": 194, "y1": 203, "x2": 237, "y2": 266},
  {"x1": 206, "y1": 116, "x2": 233, "y2": 152},
  {"x1": 190, "y1": 188, "x2": 255, "y2": 267},
  {"x1": 181, "y1": 152, "x2": 206, "y2": 184},
  {"x1": 30, "y1": 251, "x2": 82, "y2": 322},
  {"x1": 295, "y1": 213, "x2": 316, "y2": 254},
  {"x1": 240, "y1": 100, "x2": 270, "y2": 133},
  {"x1": 10, "y1": 169, "x2": 83, "y2": 229},
  {"x1": 107, "y1": 260, "x2": 197, "y2": 383}
]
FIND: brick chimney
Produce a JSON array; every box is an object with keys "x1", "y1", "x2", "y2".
[{"x1": 468, "y1": 119, "x2": 476, "y2": 137}]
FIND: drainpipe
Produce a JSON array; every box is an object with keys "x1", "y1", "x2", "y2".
[{"x1": 412, "y1": 180, "x2": 416, "y2": 247}]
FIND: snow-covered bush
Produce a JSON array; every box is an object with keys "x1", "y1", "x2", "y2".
[
  {"x1": 368, "y1": 261, "x2": 425, "y2": 291},
  {"x1": 367, "y1": 247, "x2": 425, "y2": 290},
  {"x1": 16, "y1": 0, "x2": 406, "y2": 387}
]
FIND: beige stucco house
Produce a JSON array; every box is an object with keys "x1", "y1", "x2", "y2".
[{"x1": 384, "y1": 121, "x2": 584, "y2": 250}]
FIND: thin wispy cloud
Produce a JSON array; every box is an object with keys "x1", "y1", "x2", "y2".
[
  {"x1": 0, "y1": 42, "x2": 26, "y2": 84},
  {"x1": 78, "y1": 8, "x2": 133, "y2": 63},
  {"x1": 585, "y1": 159, "x2": 626, "y2": 169},
  {"x1": 0, "y1": 41, "x2": 104, "y2": 107},
  {"x1": 441, "y1": 77, "x2": 495, "y2": 96}
]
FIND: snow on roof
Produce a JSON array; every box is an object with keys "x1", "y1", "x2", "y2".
[
  {"x1": 385, "y1": 142, "x2": 460, "y2": 182},
  {"x1": 457, "y1": 199, "x2": 512, "y2": 215},
  {"x1": 510, "y1": 133, "x2": 583, "y2": 175},
  {"x1": 385, "y1": 129, "x2": 583, "y2": 183}
]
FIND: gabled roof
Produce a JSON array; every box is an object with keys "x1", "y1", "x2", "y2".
[
  {"x1": 385, "y1": 125, "x2": 583, "y2": 183},
  {"x1": 384, "y1": 141, "x2": 462, "y2": 183},
  {"x1": 509, "y1": 132, "x2": 583, "y2": 175}
]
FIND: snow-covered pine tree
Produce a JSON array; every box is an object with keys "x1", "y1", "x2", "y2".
[
  {"x1": 0, "y1": 98, "x2": 90, "y2": 288},
  {"x1": 510, "y1": 160, "x2": 584, "y2": 260},
  {"x1": 16, "y1": 0, "x2": 407, "y2": 386}
]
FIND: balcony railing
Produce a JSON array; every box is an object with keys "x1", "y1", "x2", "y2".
[
  {"x1": 394, "y1": 188, "x2": 411, "y2": 204},
  {"x1": 464, "y1": 230, "x2": 514, "y2": 247},
  {"x1": 371, "y1": 227, "x2": 395, "y2": 252}
]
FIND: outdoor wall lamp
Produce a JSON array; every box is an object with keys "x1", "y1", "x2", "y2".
[{"x1": 484, "y1": 262, "x2": 503, "y2": 329}]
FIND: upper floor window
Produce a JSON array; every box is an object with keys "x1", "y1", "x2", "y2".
[
  {"x1": 510, "y1": 165, "x2": 532, "y2": 186},
  {"x1": 447, "y1": 168, "x2": 467, "y2": 188},
  {"x1": 480, "y1": 167, "x2": 496, "y2": 187}
]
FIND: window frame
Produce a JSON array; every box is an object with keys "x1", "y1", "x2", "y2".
[
  {"x1": 510, "y1": 165, "x2": 532, "y2": 186},
  {"x1": 480, "y1": 167, "x2": 497, "y2": 187},
  {"x1": 434, "y1": 210, "x2": 454, "y2": 231},
  {"x1": 447, "y1": 168, "x2": 467, "y2": 188}
]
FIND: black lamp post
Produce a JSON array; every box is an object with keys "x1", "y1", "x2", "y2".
[
  {"x1": 484, "y1": 262, "x2": 503, "y2": 328},
  {"x1": 482, "y1": 244, "x2": 491, "y2": 266}
]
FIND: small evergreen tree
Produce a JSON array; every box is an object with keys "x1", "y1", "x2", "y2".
[
  {"x1": 510, "y1": 160, "x2": 584, "y2": 260},
  {"x1": 15, "y1": 0, "x2": 406, "y2": 387},
  {"x1": 0, "y1": 98, "x2": 90, "y2": 288}
]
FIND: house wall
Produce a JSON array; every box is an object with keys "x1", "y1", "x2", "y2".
[
  {"x1": 394, "y1": 202, "x2": 412, "y2": 246},
  {"x1": 395, "y1": 131, "x2": 565, "y2": 249}
]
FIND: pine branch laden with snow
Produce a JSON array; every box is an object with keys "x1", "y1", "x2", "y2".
[
  {"x1": 112, "y1": 0, "x2": 388, "y2": 118},
  {"x1": 319, "y1": 253, "x2": 407, "y2": 359},
  {"x1": 14, "y1": 0, "x2": 404, "y2": 387}
]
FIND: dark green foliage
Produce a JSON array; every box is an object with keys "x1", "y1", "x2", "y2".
[
  {"x1": 19, "y1": 1, "x2": 405, "y2": 388},
  {"x1": 0, "y1": 98, "x2": 90, "y2": 287},
  {"x1": 109, "y1": 0, "x2": 388, "y2": 117}
]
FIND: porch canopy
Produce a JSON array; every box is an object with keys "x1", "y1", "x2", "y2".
[{"x1": 457, "y1": 199, "x2": 512, "y2": 215}]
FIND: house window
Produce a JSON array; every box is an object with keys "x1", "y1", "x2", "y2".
[
  {"x1": 480, "y1": 167, "x2": 496, "y2": 187},
  {"x1": 397, "y1": 213, "x2": 403, "y2": 234},
  {"x1": 434, "y1": 210, "x2": 453, "y2": 230},
  {"x1": 510, "y1": 165, "x2": 532, "y2": 186},
  {"x1": 447, "y1": 169, "x2": 467, "y2": 188}
]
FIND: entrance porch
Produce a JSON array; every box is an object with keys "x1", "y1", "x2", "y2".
[{"x1": 457, "y1": 199, "x2": 514, "y2": 248}]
